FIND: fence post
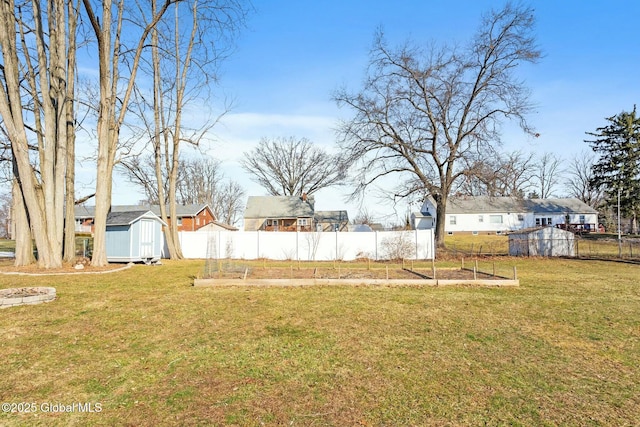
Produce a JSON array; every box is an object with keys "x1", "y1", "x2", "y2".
[{"x1": 375, "y1": 231, "x2": 378, "y2": 261}]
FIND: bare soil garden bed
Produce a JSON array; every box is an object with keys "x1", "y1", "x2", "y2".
[{"x1": 195, "y1": 266, "x2": 518, "y2": 287}]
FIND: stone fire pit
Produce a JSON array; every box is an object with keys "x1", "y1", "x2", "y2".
[{"x1": 0, "y1": 287, "x2": 56, "y2": 309}]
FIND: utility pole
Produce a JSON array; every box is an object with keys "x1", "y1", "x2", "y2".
[{"x1": 618, "y1": 188, "x2": 622, "y2": 257}]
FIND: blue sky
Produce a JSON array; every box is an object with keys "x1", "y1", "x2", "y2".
[{"x1": 111, "y1": 1, "x2": 640, "y2": 225}]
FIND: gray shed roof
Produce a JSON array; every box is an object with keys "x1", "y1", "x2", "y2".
[
  {"x1": 244, "y1": 196, "x2": 315, "y2": 219},
  {"x1": 447, "y1": 196, "x2": 598, "y2": 215},
  {"x1": 76, "y1": 204, "x2": 211, "y2": 219},
  {"x1": 106, "y1": 210, "x2": 167, "y2": 226}
]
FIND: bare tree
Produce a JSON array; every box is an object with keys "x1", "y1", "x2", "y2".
[
  {"x1": 533, "y1": 152, "x2": 563, "y2": 198},
  {"x1": 213, "y1": 181, "x2": 245, "y2": 226},
  {"x1": 120, "y1": 155, "x2": 246, "y2": 226},
  {"x1": 175, "y1": 157, "x2": 245, "y2": 225},
  {"x1": 122, "y1": 0, "x2": 248, "y2": 259},
  {"x1": 352, "y1": 208, "x2": 376, "y2": 226},
  {"x1": 565, "y1": 150, "x2": 604, "y2": 208},
  {"x1": 334, "y1": 3, "x2": 540, "y2": 247},
  {"x1": 82, "y1": 0, "x2": 175, "y2": 266},
  {"x1": 241, "y1": 136, "x2": 348, "y2": 196},
  {"x1": 458, "y1": 150, "x2": 536, "y2": 197},
  {"x1": 0, "y1": 0, "x2": 79, "y2": 267}
]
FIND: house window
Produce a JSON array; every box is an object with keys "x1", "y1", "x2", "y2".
[
  {"x1": 579, "y1": 215, "x2": 585, "y2": 224},
  {"x1": 298, "y1": 218, "x2": 308, "y2": 226},
  {"x1": 176, "y1": 218, "x2": 182, "y2": 226},
  {"x1": 478, "y1": 215, "x2": 483, "y2": 223},
  {"x1": 450, "y1": 216, "x2": 457, "y2": 225},
  {"x1": 489, "y1": 215, "x2": 503, "y2": 224},
  {"x1": 517, "y1": 214, "x2": 524, "y2": 221},
  {"x1": 196, "y1": 218, "x2": 200, "y2": 226},
  {"x1": 535, "y1": 218, "x2": 541, "y2": 226}
]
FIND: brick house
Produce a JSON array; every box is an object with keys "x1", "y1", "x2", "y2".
[{"x1": 75, "y1": 204, "x2": 219, "y2": 233}]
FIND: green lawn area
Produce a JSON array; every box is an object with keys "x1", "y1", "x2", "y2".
[{"x1": 1, "y1": 258, "x2": 639, "y2": 426}]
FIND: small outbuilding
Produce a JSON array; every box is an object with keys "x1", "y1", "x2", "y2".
[
  {"x1": 508, "y1": 226, "x2": 576, "y2": 257},
  {"x1": 106, "y1": 210, "x2": 167, "y2": 263}
]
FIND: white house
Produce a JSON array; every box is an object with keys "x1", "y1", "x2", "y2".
[{"x1": 418, "y1": 196, "x2": 599, "y2": 234}]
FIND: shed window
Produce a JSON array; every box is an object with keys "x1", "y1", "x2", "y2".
[{"x1": 489, "y1": 215, "x2": 503, "y2": 224}]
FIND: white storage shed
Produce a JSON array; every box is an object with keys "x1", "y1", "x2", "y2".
[{"x1": 508, "y1": 226, "x2": 576, "y2": 257}]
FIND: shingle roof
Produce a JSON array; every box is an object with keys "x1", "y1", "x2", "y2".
[
  {"x1": 106, "y1": 210, "x2": 166, "y2": 226},
  {"x1": 76, "y1": 204, "x2": 210, "y2": 219},
  {"x1": 446, "y1": 196, "x2": 598, "y2": 214},
  {"x1": 314, "y1": 210, "x2": 349, "y2": 223},
  {"x1": 244, "y1": 196, "x2": 315, "y2": 219}
]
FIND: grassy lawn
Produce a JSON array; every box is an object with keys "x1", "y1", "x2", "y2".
[{"x1": 1, "y1": 258, "x2": 639, "y2": 426}]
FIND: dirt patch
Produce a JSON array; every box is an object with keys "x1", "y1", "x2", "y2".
[{"x1": 205, "y1": 267, "x2": 500, "y2": 281}]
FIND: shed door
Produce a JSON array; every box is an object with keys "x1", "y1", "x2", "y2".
[{"x1": 140, "y1": 219, "x2": 155, "y2": 258}]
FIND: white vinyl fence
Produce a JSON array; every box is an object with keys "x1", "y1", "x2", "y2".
[{"x1": 175, "y1": 230, "x2": 435, "y2": 261}]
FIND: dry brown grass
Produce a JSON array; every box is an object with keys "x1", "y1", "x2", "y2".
[{"x1": 0, "y1": 258, "x2": 639, "y2": 425}]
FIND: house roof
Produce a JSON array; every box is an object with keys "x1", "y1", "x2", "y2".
[
  {"x1": 411, "y1": 211, "x2": 433, "y2": 218},
  {"x1": 196, "y1": 221, "x2": 239, "y2": 231},
  {"x1": 106, "y1": 210, "x2": 167, "y2": 226},
  {"x1": 508, "y1": 226, "x2": 575, "y2": 237},
  {"x1": 314, "y1": 210, "x2": 349, "y2": 223},
  {"x1": 76, "y1": 204, "x2": 211, "y2": 219},
  {"x1": 244, "y1": 196, "x2": 315, "y2": 219},
  {"x1": 446, "y1": 196, "x2": 598, "y2": 215}
]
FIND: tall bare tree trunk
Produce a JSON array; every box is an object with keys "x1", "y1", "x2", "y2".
[
  {"x1": 151, "y1": 4, "x2": 180, "y2": 259},
  {"x1": 83, "y1": 0, "x2": 174, "y2": 266},
  {"x1": 0, "y1": 0, "x2": 68, "y2": 268},
  {"x1": 63, "y1": 0, "x2": 79, "y2": 262},
  {"x1": 12, "y1": 179, "x2": 34, "y2": 265}
]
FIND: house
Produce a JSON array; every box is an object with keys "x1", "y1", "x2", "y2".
[
  {"x1": 75, "y1": 204, "x2": 220, "y2": 233},
  {"x1": 314, "y1": 210, "x2": 349, "y2": 232},
  {"x1": 243, "y1": 195, "x2": 350, "y2": 232},
  {"x1": 419, "y1": 196, "x2": 599, "y2": 234},
  {"x1": 508, "y1": 226, "x2": 576, "y2": 257},
  {"x1": 105, "y1": 210, "x2": 166, "y2": 263},
  {"x1": 411, "y1": 211, "x2": 435, "y2": 230},
  {"x1": 243, "y1": 195, "x2": 315, "y2": 232},
  {"x1": 195, "y1": 221, "x2": 239, "y2": 232}
]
